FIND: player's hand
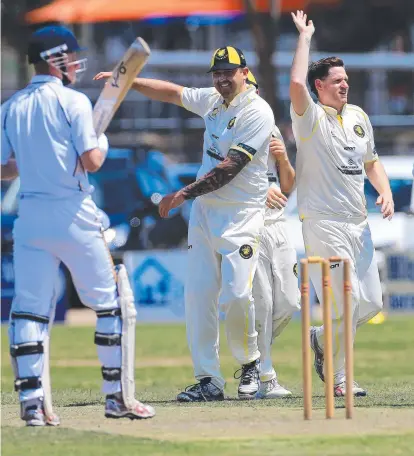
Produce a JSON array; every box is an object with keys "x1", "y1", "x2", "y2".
[
  {"x1": 376, "y1": 193, "x2": 394, "y2": 220},
  {"x1": 270, "y1": 138, "x2": 288, "y2": 162},
  {"x1": 93, "y1": 72, "x2": 112, "y2": 81},
  {"x1": 266, "y1": 187, "x2": 288, "y2": 210},
  {"x1": 159, "y1": 191, "x2": 185, "y2": 218},
  {"x1": 291, "y1": 10, "x2": 315, "y2": 37}
]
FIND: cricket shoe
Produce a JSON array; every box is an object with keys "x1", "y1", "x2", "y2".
[
  {"x1": 21, "y1": 397, "x2": 59, "y2": 427},
  {"x1": 334, "y1": 381, "x2": 367, "y2": 397},
  {"x1": 310, "y1": 326, "x2": 325, "y2": 382},
  {"x1": 105, "y1": 393, "x2": 155, "y2": 419},
  {"x1": 255, "y1": 378, "x2": 292, "y2": 399},
  {"x1": 177, "y1": 377, "x2": 225, "y2": 402},
  {"x1": 235, "y1": 359, "x2": 260, "y2": 400}
]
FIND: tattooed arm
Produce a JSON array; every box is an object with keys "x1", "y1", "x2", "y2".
[
  {"x1": 182, "y1": 149, "x2": 249, "y2": 199},
  {"x1": 158, "y1": 149, "x2": 250, "y2": 218}
]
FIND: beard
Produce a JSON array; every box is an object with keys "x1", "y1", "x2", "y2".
[{"x1": 215, "y1": 81, "x2": 234, "y2": 98}]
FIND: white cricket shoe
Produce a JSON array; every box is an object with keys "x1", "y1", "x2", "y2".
[
  {"x1": 255, "y1": 378, "x2": 292, "y2": 399},
  {"x1": 334, "y1": 381, "x2": 367, "y2": 397},
  {"x1": 20, "y1": 397, "x2": 60, "y2": 427},
  {"x1": 105, "y1": 393, "x2": 155, "y2": 419},
  {"x1": 235, "y1": 359, "x2": 260, "y2": 400}
]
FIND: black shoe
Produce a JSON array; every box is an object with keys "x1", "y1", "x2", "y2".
[
  {"x1": 234, "y1": 359, "x2": 260, "y2": 399},
  {"x1": 177, "y1": 377, "x2": 224, "y2": 402}
]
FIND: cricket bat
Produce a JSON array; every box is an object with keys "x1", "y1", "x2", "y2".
[
  {"x1": 42, "y1": 293, "x2": 60, "y2": 426},
  {"x1": 93, "y1": 37, "x2": 151, "y2": 136}
]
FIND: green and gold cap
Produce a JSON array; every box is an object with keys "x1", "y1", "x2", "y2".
[
  {"x1": 246, "y1": 70, "x2": 258, "y2": 89},
  {"x1": 208, "y1": 46, "x2": 247, "y2": 73}
]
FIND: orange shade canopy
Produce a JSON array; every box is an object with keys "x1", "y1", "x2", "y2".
[{"x1": 26, "y1": 0, "x2": 329, "y2": 24}]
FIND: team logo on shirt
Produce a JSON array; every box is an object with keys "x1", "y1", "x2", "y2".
[
  {"x1": 208, "y1": 107, "x2": 220, "y2": 121},
  {"x1": 353, "y1": 125, "x2": 365, "y2": 138},
  {"x1": 293, "y1": 263, "x2": 298, "y2": 278},
  {"x1": 239, "y1": 244, "x2": 253, "y2": 259},
  {"x1": 227, "y1": 117, "x2": 237, "y2": 129}
]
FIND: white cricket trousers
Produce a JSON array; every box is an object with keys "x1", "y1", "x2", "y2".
[
  {"x1": 10, "y1": 195, "x2": 122, "y2": 402},
  {"x1": 253, "y1": 219, "x2": 300, "y2": 382},
  {"x1": 302, "y1": 216, "x2": 383, "y2": 383},
  {"x1": 185, "y1": 198, "x2": 263, "y2": 390}
]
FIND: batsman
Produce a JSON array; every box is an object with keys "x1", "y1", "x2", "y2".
[{"x1": 1, "y1": 25, "x2": 155, "y2": 426}]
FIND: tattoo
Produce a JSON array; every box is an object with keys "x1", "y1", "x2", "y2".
[
  {"x1": 305, "y1": 37, "x2": 311, "y2": 47},
  {"x1": 182, "y1": 149, "x2": 250, "y2": 200}
]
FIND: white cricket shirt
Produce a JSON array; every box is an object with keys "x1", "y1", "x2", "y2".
[
  {"x1": 1, "y1": 75, "x2": 98, "y2": 199},
  {"x1": 291, "y1": 101, "x2": 378, "y2": 219},
  {"x1": 181, "y1": 85, "x2": 274, "y2": 208}
]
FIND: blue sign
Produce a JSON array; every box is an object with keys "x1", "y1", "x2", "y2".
[
  {"x1": 131, "y1": 256, "x2": 184, "y2": 316},
  {"x1": 387, "y1": 254, "x2": 414, "y2": 281}
]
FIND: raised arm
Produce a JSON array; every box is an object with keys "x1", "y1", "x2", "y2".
[
  {"x1": 290, "y1": 10, "x2": 315, "y2": 116},
  {"x1": 93, "y1": 72, "x2": 183, "y2": 106}
]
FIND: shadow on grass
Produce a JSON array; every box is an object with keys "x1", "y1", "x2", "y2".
[{"x1": 64, "y1": 401, "x2": 102, "y2": 407}]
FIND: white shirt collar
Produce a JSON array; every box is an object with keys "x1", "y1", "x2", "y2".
[
  {"x1": 30, "y1": 75, "x2": 63, "y2": 86},
  {"x1": 318, "y1": 102, "x2": 348, "y2": 118},
  {"x1": 220, "y1": 85, "x2": 256, "y2": 108}
]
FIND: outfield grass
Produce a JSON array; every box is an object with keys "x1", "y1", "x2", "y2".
[{"x1": 2, "y1": 317, "x2": 414, "y2": 455}]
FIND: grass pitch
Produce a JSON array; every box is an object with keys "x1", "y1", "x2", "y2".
[{"x1": 2, "y1": 317, "x2": 414, "y2": 455}]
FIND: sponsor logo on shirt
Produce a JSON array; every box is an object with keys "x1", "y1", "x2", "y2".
[
  {"x1": 208, "y1": 107, "x2": 220, "y2": 121},
  {"x1": 337, "y1": 157, "x2": 362, "y2": 175},
  {"x1": 227, "y1": 117, "x2": 237, "y2": 129},
  {"x1": 206, "y1": 145, "x2": 225, "y2": 161},
  {"x1": 344, "y1": 146, "x2": 355, "y2": 151}
]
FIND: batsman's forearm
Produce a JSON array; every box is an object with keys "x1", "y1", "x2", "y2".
[
  {"x1": 131, "y1": 78, "x2": 183, "y2": 105},
  {"x1": 181, "y1": 154, "x2": 249, "y2": 199},
  {"x1": 277, "y1": 158, "x2": 296, "y2": 193}
]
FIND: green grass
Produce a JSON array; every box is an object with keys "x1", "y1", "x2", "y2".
[
  {"x1": 2, "y1": 317, "x2": 414, "y2": 455},
  {"x1": 3, "y1": 427, "x2": 414, "y2": 456}
]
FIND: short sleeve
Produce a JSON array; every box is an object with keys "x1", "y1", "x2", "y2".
[
  {"x1": 290, "y1": 100, "x2": 319, "y2": 140},
  {"x1": 1, "y1": 101, "x2": 13, "y2": 165},
  {"x1": 229, "y1": 106, "x2": 274, "y2": 161},
  {"x1": 181, "y1": 87, "x2": 217, "y2": 118},
  {"x1": 363, "y1": 114, "x2": 379, "y2": 163},
  {"x1": 68, "y1": 93, "x2": 99, "y2": 156},
  {"x1": 272, "y1": 125, "x2": 285, "y2": 144}
]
